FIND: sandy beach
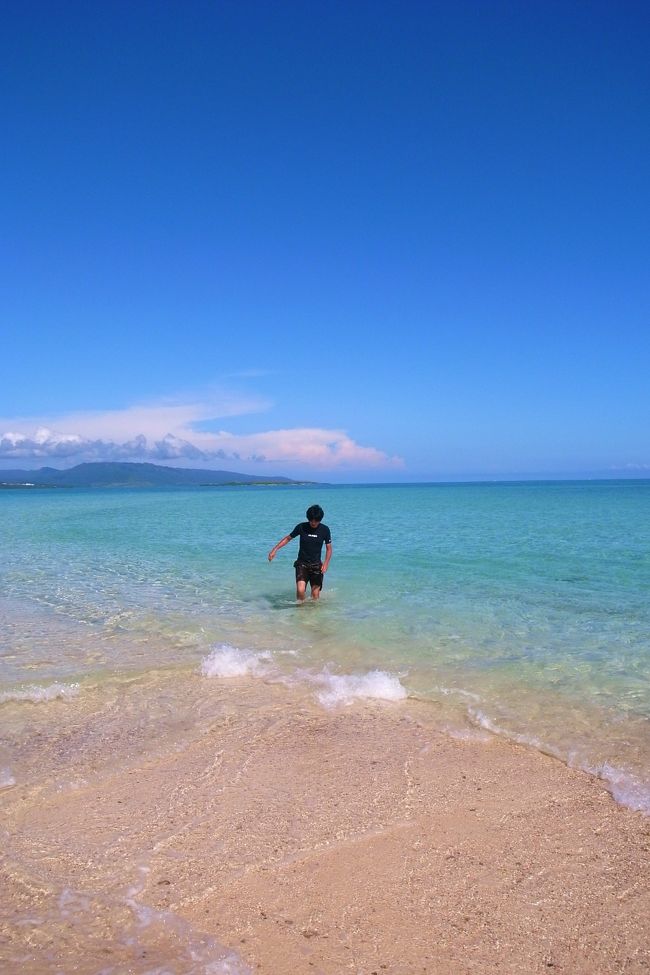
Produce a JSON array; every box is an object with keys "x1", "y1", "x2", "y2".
[{"x1": 1, "y1": 675, "x2": 649, "y2": 974}]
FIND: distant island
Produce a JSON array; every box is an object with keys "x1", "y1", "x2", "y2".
[{"x1": 0, "y1": 462, "x2": 318, "y2": 489}]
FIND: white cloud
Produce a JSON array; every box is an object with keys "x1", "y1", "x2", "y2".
[
  {"x1": 0, "y1": 394, "x2": 403, "y2": 470},
  {"x1": 191, "y1": 427, "x2": 402, "y2": 469},
  {"x1": 2, "y1": 388, "x2": 270, "y2": 443}
]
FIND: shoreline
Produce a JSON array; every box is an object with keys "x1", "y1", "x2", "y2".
[
  {"x1": 2, "y1": 677, "x2": 649, "y2": 974},
  {"x1": 4, "y1": 646, "x2": 649, "y2": 816}
]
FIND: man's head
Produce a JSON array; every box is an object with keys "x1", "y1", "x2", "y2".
[{"x1": 306, "y1": 504, "x2": 324, "y2": 526}]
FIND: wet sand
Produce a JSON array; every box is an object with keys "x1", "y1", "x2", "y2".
[{"x1": 1, "y1": 676, "x2": 649, "y2": 974}]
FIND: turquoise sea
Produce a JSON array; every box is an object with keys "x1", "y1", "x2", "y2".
[{"x1": 1, "y1": 480, "x2": 649, "y2": 812}]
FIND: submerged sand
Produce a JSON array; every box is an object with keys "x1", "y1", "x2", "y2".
[{"x1": 1, "y1": 676, "x2": 649, "y2": 974}]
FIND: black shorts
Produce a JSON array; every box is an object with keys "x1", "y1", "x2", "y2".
[{"x1": 294, "y1": 560, "x2": 324, "y2": 589}]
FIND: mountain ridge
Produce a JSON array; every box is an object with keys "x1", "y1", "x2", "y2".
[{"x1": 0, "y1": 461, "x2": 315, "y2": 488}]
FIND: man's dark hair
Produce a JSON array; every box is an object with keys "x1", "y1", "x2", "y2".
[{"x1": 306, "y1": 504, "x2": 324, "y2": 522}]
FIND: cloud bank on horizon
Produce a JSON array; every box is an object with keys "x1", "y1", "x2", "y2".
[{"x1": 0, "y1": 394, "x2": 403, "y2": 471}]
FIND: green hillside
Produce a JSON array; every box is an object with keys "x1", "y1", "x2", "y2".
[{"x1": 0, "y1": 462, "x2": 311, "y2": 488}]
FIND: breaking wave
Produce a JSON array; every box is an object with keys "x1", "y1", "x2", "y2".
[
  {"x1": 200, "y1": 644, "x2": 272, "y2": 678},
  {"x1": 314, "y1": 668, "x2": 408, "y2": 707}
]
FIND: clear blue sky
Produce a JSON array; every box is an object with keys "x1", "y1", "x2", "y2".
[{"x1": 2, "y1": 0, "x2": 648, "y2": 480}]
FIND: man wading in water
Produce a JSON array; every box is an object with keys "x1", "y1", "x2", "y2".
[{"x1": 268, "y1": 505, "x2": 332, "y2": 601}]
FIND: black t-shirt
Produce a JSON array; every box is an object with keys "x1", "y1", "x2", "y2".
[{"x1": 290, "y1": 522, "x2": 331, "y2": 564}]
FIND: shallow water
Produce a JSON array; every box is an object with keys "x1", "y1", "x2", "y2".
[{"x1": 1, "y1": 481, "x2": 649, "y2": 811}]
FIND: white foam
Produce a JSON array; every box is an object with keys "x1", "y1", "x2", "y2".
[
  {"x1": 124, "y1": 866, "x2": 252, "y2": 974},
  {"x1": 53, "y1": 873, "x2": 251, "y2": 975},
  {"x1": 0, "y1": 768, "x2": 16, "y2": 789},
  {"x1": 315, "y1": 669, "x2": 408, "y2": 707},
  {"x1": 468, "y1": 708, "x2": 565, "y2": 758},
  {"x1": 580, "y1": 762, "x2": 650, "y2": 814},
  {"x1": 469, "y1": 708, "x2": 650, "y2": 815},
  {"x1": 200, "y1": 643, "x2": 271, "y2": 678},
  {"x1": 0, "y1": 682, "x2": 80, "y2": 704}
]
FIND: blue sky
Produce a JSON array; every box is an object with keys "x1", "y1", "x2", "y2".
[{"x1": 2, "y1": 0, "x2": 648, "y2": 481}]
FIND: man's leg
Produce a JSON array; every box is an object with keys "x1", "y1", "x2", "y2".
[
  {"x1": 310, "y1": 568, "x2": 323, "y2": 600},
  {"x1": 296, "y1": 580, "x2": 307, "y2": 601}
]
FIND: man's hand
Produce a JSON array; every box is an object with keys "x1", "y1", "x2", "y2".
[
  {"x1": 268, "y1": 535, "x2": 291, "y2": 562},
  {"x1": 321, "y1": 563, "x2": 328, "y2": 574}
]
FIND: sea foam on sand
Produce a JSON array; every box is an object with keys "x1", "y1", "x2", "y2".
[
  {"x1": 315, "y1": 669, "x2": 408, "y2": 707},
  {"x1": 469, "y1": 706, "x2": 650, "y2": 814},
  {"x1": 0, "y1": 682, "x2": 80, "y2": 704},
  {"x1": 200, "y1": 644, "x2": 272, "y2": 678},
  {"x1": 581, "y1": 761, "x2": 650, "y2": 815},
  {"x1": 200, "y1": 646, "x2": 407, "y2": 710}
]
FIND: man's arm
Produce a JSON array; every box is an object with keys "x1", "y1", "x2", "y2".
[
  {"x1": 321, "y1": 542, "x2": 332, "y2": 573},
  {"x1": 268, "y1": 535, "x2": 293, "y2": 561}
]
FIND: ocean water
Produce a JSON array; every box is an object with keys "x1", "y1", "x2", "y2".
[{"x1": 1, "y1": 480, "x2": 649, "y2": 812}]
